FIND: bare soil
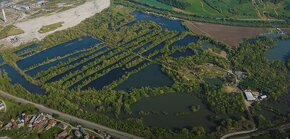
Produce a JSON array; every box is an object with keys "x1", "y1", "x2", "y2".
[{"x1": 183, "y1": 21, "x2": 268, "y2": 47}]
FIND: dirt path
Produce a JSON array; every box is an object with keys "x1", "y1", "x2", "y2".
[{"x1": 0, "y1": 0, "x2": 110, "y2": 47}]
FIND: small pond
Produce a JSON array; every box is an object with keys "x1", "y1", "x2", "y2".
[
  {"x1": 169, "y1": 35, "x2": 199, "y2": 49},
  {"x1": 15, "y1": 44, "x2": 40, "y2": 56},
  {"x1": 133, "y1": 11, "x2": 186, "y2": 32},
  {"x1": 17, "y1": 37, "x2": 100, "y2": 70},
  {"x1": 131, "y1": 93, "x2": 216, "y2": 131},
  {"x1": 115, "y1": 64, "x2": 174, "y2": 91},
  {"x1": 265, "y1": 40, "x2": 290, "y2": 61},
  {"x1": 170, "y1": 49, "x2": 194, "y2": 58},
  {"x1": 0, "y1": 56, "x2": 3, "y2": 65},
  {"x1": 0, "y1": 65, "x2": 45, "y2": 95}
]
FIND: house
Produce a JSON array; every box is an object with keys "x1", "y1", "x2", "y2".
[
  {"x1": 44, "y1": 119, "x2": 56, "y2": 131},
  {"x1": 104, "y1": 134, "x2": 111, "y2": 139},
  {"x1": 29, "y1": 115, "x2": 36, "y2": 128},
  {"x1": 74, "y1": 130, "x2": 82, "y2": 138},
  {"x1": 46, "y1": 114, "x2": 53, "y2": 119},
  {"x1": 11, "y1": 119, "x2": 18, "y2": 129},
  {"x1": 33, "y1": 123, "x2": 41, "y2": 130},
  {"x1": 2, "y1": 122, "x2": 12, "y2": 130},
  {"x1": 24, "y1": 115, "x2": 29, "y2": 123},
  {"x1": 19, "y1": 113, "x2": 26, "y2": 123},
  {"x1": 244, "y1": 91, "x2": 256, "y2": 101},
  {"x1": 56, "y1": 130, "x2": 68, "y2": 138},
  {"x1": 103, "y1": 132, "x2": 111, "y2": 139},
  {"x1": 0, "y1": 103, "x2": 5, "y2": 111},
  {"x1": 79, "y1": 127, "x2": 87, "y2": 135},
  {"x1": 84, "y1": 134, "x2": 90, "y2": 139},
  {"x1": 34, "y1": 113, "x2": 45, "y2": 124},
  {"x1": 259, "y1": 95, "x2": 267, "y2": 100},
  {"x1": 57, "y1": 122, "x2": 68, "y2": 130},
  {"x1": 65, "y1": 135, "x2": 72, "y2": 139},
  {"x1": 18, "y1": 122, "x2": 25, "y2": 128},
  {"x1": 37, "y1": 0, "x2": 48, "y2": 6},
  {"x1": 234, "y1": 71, "x2": 247, "y2": 80}
]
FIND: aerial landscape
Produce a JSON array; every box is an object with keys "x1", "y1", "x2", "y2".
[{"x1": 0, "y1": 0, "x2": 289, "y2": 139}]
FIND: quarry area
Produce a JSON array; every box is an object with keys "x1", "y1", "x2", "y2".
[{"x1": 0, "y1": 0, "x2": 110, "y2": 47}]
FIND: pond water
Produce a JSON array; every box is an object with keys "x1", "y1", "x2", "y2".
[
  {"x1": 70, "y1": 54, "x2": 131, "y2": 90},
  {"x1": 17, "y1": 37, "x2": 100, "y2": 70},
  {"x1": 47, "y1": 48, "x2": 116, "y2": 83},
  {"x1": 170, "y1": 49, "x2": 194, "y2": 58},
  {"x1": 143, "y1": 41, "x2": 166, "y2": 56},
  {"x1": 0, "y1": 65, "x2": 45, "y2": 95},
  {"x1": 261, "y1": 33, "x2": 287, "y2": 39},
  {"x1": 169, "y1": 35, "x2": 199, "y2": 49},
  {"x1": 133, "y1": 42, "x2": 152, "y2": 53},
  {"x1": 115, "y1": 64, "x2": 173, "y2": 91},
  {"x1": 131, "y1": 93, "x2": 216, "y2": 131},
  {"x1": 0, "y1": 56, "x2": 3, "y2": 65},
  {"x1": 15, "y1": 44, "x2": 40, "y2": 56},
  {"x1": 82, "y1": 68, "x2": 127, "y2": 90},
  {"x1": 265, "y1": 40, "x2": 290, "y2": 61},
  {"x1": 133, "y1": 11, "x2": 186, "y2": 32},
  {"x1": 26, "y1": 51, "x2": 86, "y2": 76}
]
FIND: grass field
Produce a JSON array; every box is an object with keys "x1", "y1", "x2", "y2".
[
  {"x1": 131, "y1": 0, "x2": 290, "y2": 20},
  {"x1": 39, "y1": 22, "x2": 64, "y2": 34}
]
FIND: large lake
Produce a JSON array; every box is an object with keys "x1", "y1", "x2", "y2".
[
  {"x1": 131, "y1": 93, "x2": 217, "y2": 131},
  {"x1": 115, "y1": 64, "x2": 174, "y2": 91}
]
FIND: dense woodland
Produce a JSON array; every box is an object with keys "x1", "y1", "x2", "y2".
[
  {"x1": 232, "y1": 38, "x2": 289, "y2": 100},
  {"x1": 156, "y1": 0, "x2": 191, "y2": 9},
  {"x1": 0, "y1": 4, "x2": 289, "y2": 139}
]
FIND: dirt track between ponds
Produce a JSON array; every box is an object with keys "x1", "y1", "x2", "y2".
[{"x1": 0, "y1": 0, "x2": 110, "y2": 47}]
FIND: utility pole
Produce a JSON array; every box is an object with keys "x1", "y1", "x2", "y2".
[{"x1": 2, "y1": 9, "x2": 7, "y2": 22}]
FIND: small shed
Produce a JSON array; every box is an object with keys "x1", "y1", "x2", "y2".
[{"x1": 244, "y1": 91, "x2": 255, "y2": 101}]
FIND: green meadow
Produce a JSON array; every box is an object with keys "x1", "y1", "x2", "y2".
[{"x1": 131, "y1": 0, "x2": 290, "y2": 20}]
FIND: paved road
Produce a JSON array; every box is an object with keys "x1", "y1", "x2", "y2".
[{"x1": 0, "y1": 90, "x2": 143, "y2": 139}]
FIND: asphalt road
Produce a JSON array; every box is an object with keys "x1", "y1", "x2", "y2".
[{"x1": 0, "y1": 90, "x2": 143, "y2": 139}]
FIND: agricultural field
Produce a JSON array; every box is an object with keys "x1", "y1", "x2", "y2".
[
  {"x1": 0, "y1": 4, "x2": 289, "y2": 139},
  {"x1": 182, "y1": 21, "x2": 268, "y2": 47}
]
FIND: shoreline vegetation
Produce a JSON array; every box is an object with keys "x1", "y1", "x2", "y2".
[{"x1": 0, "y1": 3, "x2": 288, "y2": 139}]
